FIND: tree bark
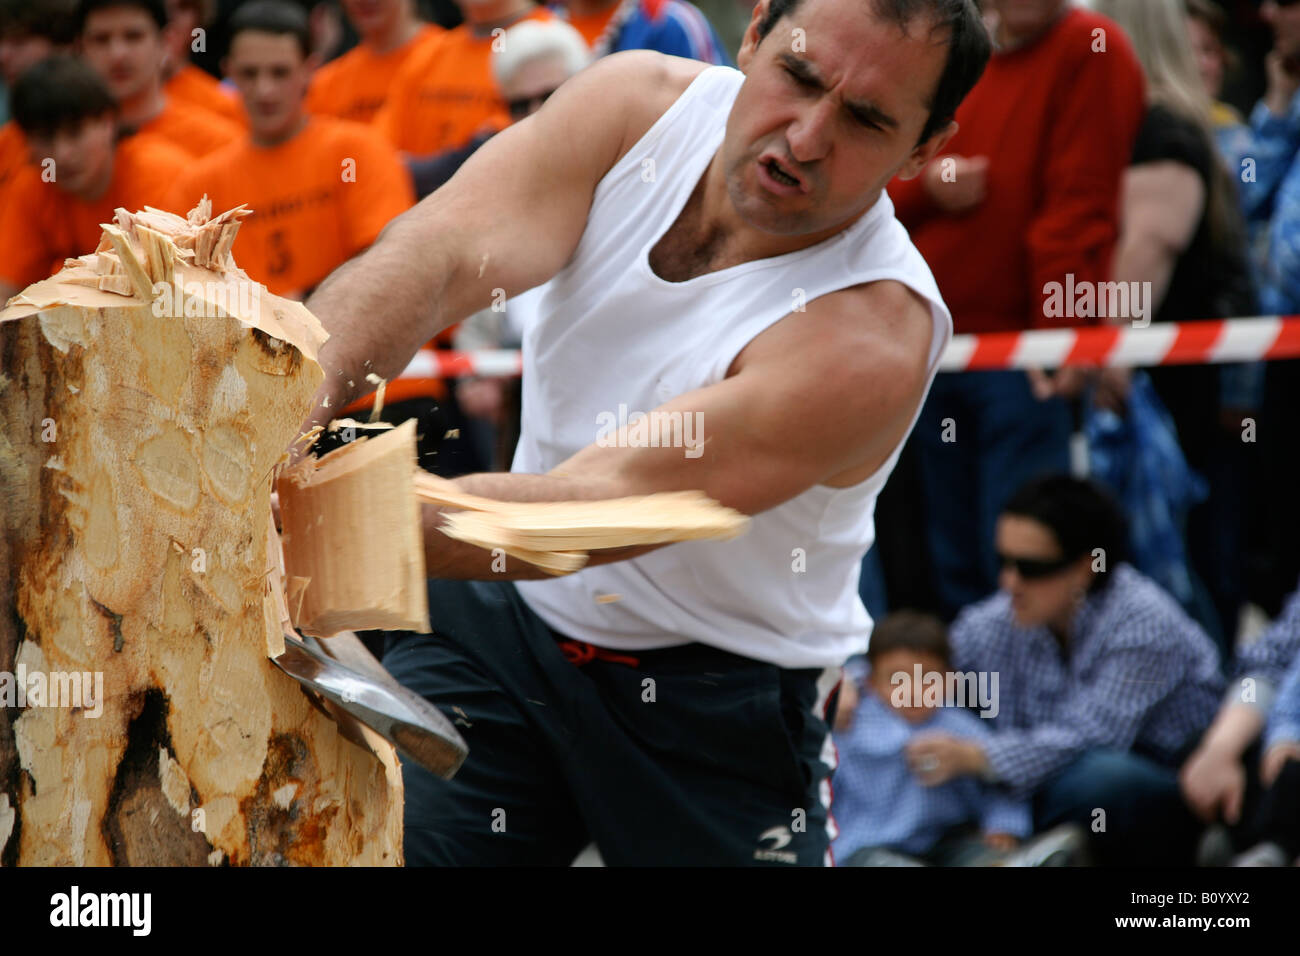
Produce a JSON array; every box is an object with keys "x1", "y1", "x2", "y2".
[{"x1": 0, "y1": 203, "x2": 403, "y2": 866}]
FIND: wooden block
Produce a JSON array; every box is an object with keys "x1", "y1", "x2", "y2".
[
  {"x1": 0, "y1": 199, "x2": 401, "y2": 866},
  {"x1": 278, "y1": 419, "x2": 431, "y2": 637}
]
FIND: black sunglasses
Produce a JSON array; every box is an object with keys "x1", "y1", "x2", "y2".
[
  {"x1": 997, "y1": 552, "x2": 1076, "y2": 580},
  {"x1": 507, "y1": 89, "x2": 559, "y2": 120}
]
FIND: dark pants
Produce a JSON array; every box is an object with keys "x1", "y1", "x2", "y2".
[
  {"x1": 914, "y1": 370, "x2": 1073, "y2": 619},
  {"x1": 1246, "y1": 759, "x2": 1300, "y2": 856},
  {"x1": 1227, "y1": 743, "x2": 1300, "y2": 858},
  {"x1": 1033, "y1": 749, "x2": 1200, "y2": 867},
  {"x1": 382, "y1": 579, "x2": 841, "y2": 866}
]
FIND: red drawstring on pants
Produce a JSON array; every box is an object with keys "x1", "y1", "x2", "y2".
[{"x1": 556, "y1": 637, "x2": 640, "y2": 668}]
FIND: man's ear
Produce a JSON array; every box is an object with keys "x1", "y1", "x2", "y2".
[
  {"x1": 737, "y1": 0, "x2": 773, "y2": 72},
  {"x1": 304, "y1": 52, "x2": 321, "y2": 73},
  {"x1": 895, "y1": 120, "x2": 958, "y2": 181}
]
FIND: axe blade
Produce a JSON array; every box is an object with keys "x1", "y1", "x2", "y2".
[{"x1": 273, "y1": 632, "x2": 468, "y2": 779}]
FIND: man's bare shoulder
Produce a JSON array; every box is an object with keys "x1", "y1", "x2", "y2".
[
  {"x1": 576, "y1": 51, "x2": 713, "y2": 164},
  {"x1": 735, "y1": 279, "x2": 935, "y2": 383}
]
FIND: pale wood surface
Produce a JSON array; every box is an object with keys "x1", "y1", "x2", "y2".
[
  {"x1": 0, "y1": 201, "x2": 403, "y2": 866},
  {"x1": 278, "y1": 420, "x2": 430, "y2": 637}
]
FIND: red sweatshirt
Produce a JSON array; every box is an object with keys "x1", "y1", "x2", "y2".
[{"x1": 889, "y1": 8, "x2": 1146, "y2": 333}]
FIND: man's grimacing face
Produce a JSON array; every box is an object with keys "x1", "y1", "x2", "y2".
[{"x1": 728, "y1": 0, "x2": 956, "y2": 237}]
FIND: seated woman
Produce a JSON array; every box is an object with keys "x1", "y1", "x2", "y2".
[{"x1": 907, "y1": 476, "x2": 1223, "y2": 866}]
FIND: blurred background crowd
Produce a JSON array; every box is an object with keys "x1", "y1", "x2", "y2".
[{"x1": 2, "y1": 0, "x2": 1299, "y2": 867}]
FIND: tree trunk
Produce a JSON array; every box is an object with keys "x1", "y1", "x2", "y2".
[{"x1": 0, "y1": 203, "x2": 403, "y2": 866}]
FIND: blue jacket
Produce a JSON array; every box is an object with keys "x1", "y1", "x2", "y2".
[{"x1": 553, "y1": 0, "x2": 732, "y2": 66}]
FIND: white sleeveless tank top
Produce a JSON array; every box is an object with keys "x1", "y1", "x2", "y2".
[{"x1": 511, "y1": 65, "x2": 951, "y2": 669}]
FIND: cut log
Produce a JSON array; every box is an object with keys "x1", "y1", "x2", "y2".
[
  {"x1": 0, "y1": 200, "x2": 403, "y2": 866},
  {"x1": 277, "y1": 419, "x2": 430, "y2": 638}
]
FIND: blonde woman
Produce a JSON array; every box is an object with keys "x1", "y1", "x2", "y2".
[{"x1": 1094, "y1": 0, "x2": 1257, "y2": 650}]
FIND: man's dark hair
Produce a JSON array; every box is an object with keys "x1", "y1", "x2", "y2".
[
  {"x1": 1001, "y1": 475, "x2": 1129, "y2": 591},
  {"x1": 76, "y1": 0, "x2": 168, "y2": 33},
  {"x1": 11, "y1": 54, "x2": 117, "y2": 137},
  {"x1": 755, "y1": 0, "x2": 990, "y2": 145},
  {"x1": 227, "y1": 0, "x2": 312, "y2": 59},
  {"x1": 0, "y1": 0, "x2": 79, "y2": 44},
  {"x1": 867, "y1": 610, "x2": 950, "y2": 665}
]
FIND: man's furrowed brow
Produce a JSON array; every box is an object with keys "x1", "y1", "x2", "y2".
[
  {"x1": 777, "y1": 52, "x2": 822, "y2": 86},
  {"x1": 846, "y1": 99, "x2": 900, "y2": 131},
  {"x1": 776, "y1": 52, "x2": 900, "y2": 131}
]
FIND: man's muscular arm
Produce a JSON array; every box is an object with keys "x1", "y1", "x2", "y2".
[
  {"x1": 300, "y1": 52, "x2": 674, "y2": 435},
  {"x1": 423, "y1": 280, "x2": 936, "y2": 580}
]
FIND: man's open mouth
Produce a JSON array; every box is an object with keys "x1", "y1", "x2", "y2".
[{"x1": 764, "y1": 157, "x2": 802, "y2": 189}]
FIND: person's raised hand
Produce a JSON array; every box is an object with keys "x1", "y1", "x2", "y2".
[
  {"x1": 1264, "y1": 49, "x2": 1300, "y2": 117},
  {"x1": 905, "y1": 733, "x2": 984, "y2": 787}
]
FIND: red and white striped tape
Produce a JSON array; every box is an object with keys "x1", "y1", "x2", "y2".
[
  {"x1": 397, "y1": 315, "x2": 1300, "y2": 380},
  {"x1": 940, "y1": 315, "x2": 1300, "y2": 372}
]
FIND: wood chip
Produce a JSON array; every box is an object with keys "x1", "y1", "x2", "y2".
[
  {"x1": 99, "y1": 224, "x2": 154, "y2": 299},
  {"x1": 412, "y1": 472, "x2": 749, "y2": 574}
]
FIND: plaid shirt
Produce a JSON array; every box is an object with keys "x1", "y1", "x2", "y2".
[
  {"x1": 1267, "y1": 651, "x2": 1300, "y2": 751},
  {"x1": 831, "y1": 693, "x2": 1030, "y2": 860},
  {"x1": 950, "y1": 564, "x2": 1223, "y2": 797},
  {"x1": 1234, "y1": 579, "x2": 1300, "y2": 696}
]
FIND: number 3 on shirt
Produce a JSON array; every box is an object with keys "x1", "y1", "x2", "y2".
[{"x1": 267, "y1": 229, "x2": 292, "y2": 277}]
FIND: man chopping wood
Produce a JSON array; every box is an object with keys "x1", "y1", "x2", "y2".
[{"x1": 302, "y1": 0, "x2": 990, "y2": 865}]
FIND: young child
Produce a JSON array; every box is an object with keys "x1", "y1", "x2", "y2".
[{"x1": 832, "y1": 610, "x2": 1031, "y2": 866}]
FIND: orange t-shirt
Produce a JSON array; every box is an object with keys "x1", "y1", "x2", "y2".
[
  {"x1": 376, "y1": 9, "x2": 552, "y2": 156},
  {"x1": 169, "y1": 116, "x2": 415, "y2": 297},
  {"x1": 165, "y1": 63, "x2": 246, "y2": 127},
  {"x1": 136, "y1": 95, "x2": 240, "y2": 158},
  {"x1": 0, "y1": 122, "x2": 30, "y2": 202},
  {"x1": 565, "y1": 5, "x2": 617, "y2": 46},
  {"x1": 308, "y1": 23, "x2": 443, "y2": 125},
  {"x1": 0, "y1": 134, "x2": 189, "y2": 289}
]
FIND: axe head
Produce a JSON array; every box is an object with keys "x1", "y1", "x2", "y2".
[{"x1": 273, "y1": 632, "x2": 468, "y2": 779}]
